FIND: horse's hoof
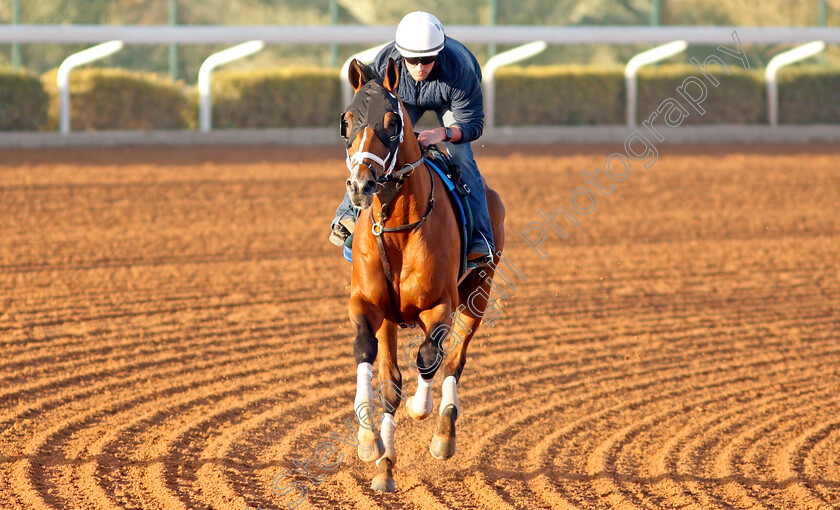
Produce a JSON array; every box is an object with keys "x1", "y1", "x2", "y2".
[
  {"x1": 430, "y1": 404, "x2": 457, "y2": 460},
  {"x1": 358, "y1": 432, "x2": 385, "y2": 463},
  {"x1": 371, "y1": 457, "x2": 396, "y2": 492},
  {"x1": 406, "y1": 395, "x2": 432, "y2": 421},
  {"x1": 430, "y1": 434, "x2": 456, "y2": 460}
]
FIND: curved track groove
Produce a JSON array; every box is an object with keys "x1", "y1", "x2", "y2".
[
  {"x1": 517, "y1": 359, "x2": 835, "y2": 508},
  {"x1": 2, "y1": 144, "x2": 839, "y2": 509}
]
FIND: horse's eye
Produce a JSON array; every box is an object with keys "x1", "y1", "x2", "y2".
[{"x1": 340, "y1": 113, "x2": 349, "y2": 138}]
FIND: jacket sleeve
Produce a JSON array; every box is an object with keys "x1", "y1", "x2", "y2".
[
  {"x1": 371, "y1": 44, "x2": 397, "y2": 78},
  {"x1": 448, "y1": 67, "x2": 484, "y2": 144}
]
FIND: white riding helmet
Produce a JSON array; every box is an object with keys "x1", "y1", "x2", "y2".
[{"x1": 394, "y1": 11, "x2": 446, "y2": 58}]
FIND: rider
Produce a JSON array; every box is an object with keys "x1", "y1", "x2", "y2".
[{"x1": 329, "y1": 11, "x2": 495, "y2": 267}]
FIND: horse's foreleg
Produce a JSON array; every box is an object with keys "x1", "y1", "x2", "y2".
[
  {"x1": 406, "y1": 300, "x2": 452, "y2": 421},
  {"x1": 350, "y1": 299, "x2": 385, "y2": 463},
  {"x1": 371, "y1": 321, "x2": 400, "y2": 492}
]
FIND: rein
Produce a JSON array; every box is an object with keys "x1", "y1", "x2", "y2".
[
  {"x1": 377, "y1": 152, "x2": 426, "y2": 183},
  {"x1": 369, "y1": 152, "x2": 435, "y2": 236}
]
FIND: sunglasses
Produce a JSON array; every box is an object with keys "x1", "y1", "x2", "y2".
[{"x1": 404, "y1": 56, "x2": 436, "y2": 66}]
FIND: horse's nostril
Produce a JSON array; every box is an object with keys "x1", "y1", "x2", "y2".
[{"x1": 363, "y1": 182, "x2": 375, "y2": 195}]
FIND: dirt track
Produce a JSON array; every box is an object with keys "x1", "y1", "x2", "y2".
[{"x1": 1, "y1": 143, "x2": 839, "y2": 510}]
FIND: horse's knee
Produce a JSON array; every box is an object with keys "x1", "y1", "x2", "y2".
[
  {"x1": 353, "y1": 316, "x2": 377, "y2": 365},
  {"x1": 416, "y1": 338, "x2": 443, "y2": 376}
]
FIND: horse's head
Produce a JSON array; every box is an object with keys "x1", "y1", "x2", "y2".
[{"x1": 341, "y1": 58, "x2": 403, "y2": 209}]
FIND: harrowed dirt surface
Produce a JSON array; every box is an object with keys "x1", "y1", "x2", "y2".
[{"x1": 1, "y1": 143, "x2": 839, "y2": 510}]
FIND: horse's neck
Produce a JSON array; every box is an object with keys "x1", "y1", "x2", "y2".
[{"x1": 376, "y1": 141, "x2": 429, "y2": 223}]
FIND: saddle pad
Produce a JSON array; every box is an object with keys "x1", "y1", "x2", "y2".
[{"x1": 424, "y1": 157, "x2": 473, "y2": 277}]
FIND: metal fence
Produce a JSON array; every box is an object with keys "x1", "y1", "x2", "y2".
[
  {"x1": 2, "y1": 24, "x2": 838, "y2": 133},
  {"x1": 4, "y1": 0, "x2": 834, "y2": 77}
]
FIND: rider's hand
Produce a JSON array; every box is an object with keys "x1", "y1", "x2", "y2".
[{"x1": 417, "y1": 127, "x2": 446, "y2": 148}]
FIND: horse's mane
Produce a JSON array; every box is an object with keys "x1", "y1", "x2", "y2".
[{"x1": 355, "y1": 61, "x2": 381, "y2": 83}]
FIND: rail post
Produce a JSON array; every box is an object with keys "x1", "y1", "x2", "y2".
[
  {"x1": 766, "y1": 41, "x2": 825, "y2": 126},
  {"x1": 483, "y1": 41, "x2": 547, "y2": 129},
  {"x1": 57, "y1": 40, "x2": 124, "y2": 134},
  {"x1": 198, "y1": 40, "x2": 264, "y2": 132},
  {"x1": 625, "y1": 40, "x2": 686, "y2": 127}
]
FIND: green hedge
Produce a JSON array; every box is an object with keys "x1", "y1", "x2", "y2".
[
  {"x1": 777, "y1": 66, "x2": 840, "y2": 124},
  {"x1": 0, "y1": 69, "x2": 48, "y2": 131},
  {"x1": 5, "y1": 65, "x2": 838, "y2": 131},
  {"x1": 495, "y1": 66, "x2": 624, "y2": 125},
  {"x1": 636, "y1": 65, "x2": 765, "y2": 125},
  {"x1": 41, "y1": 68, "x2": 193, "y2": 130},
  {"x1": 212, "y1": 68, "x2": 341, "y2": 128},
  {"x1": 494, "y1": 64, "x2": 769, "y2": 126}
]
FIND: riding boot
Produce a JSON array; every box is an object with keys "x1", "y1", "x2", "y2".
[
  {"x1": 330, "y1": 192, "x2": 358, "y2": 246},
  {"x1": 444, "y1": 140, "x2": 495, "y2": 266}
]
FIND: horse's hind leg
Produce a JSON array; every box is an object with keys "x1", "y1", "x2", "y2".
[
  {"x1": 429, "y1": 179, "x2": 506, "y2": 459},
  {"x1": 371, "y1": 320, "x2": 400, "y2": 492},
  {"x1": 429, "y1": 267, "x2": 497, "y2": 460},
  {"x1": 350, "y1": 299, "x2": 385, "y2": 463}
]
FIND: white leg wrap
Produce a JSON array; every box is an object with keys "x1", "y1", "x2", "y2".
[
  {"x1": 375, "y1": 413, "x2": 396, "y2": 466},
  {"x1": 354, "y1": 362, "x2": 374, "y2": 424},
  {"x1": 440, "y1": 375, "x2": 460, "y2": 416},
  {"x1": 410, "y1": 374, "x2": 434, "y2": 416}
]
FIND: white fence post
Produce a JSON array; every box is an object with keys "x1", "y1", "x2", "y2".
[
  {"x1": 765, "y1": 41, "x2": 825, "y2": 127},
  {"x1": 624, "y1": 40, "x2": 686, "y2": 128},
  {"x1": 483, "y1": 41, "x2": 547, "y2": 129},
  {"x1": 198, "y1": 40, "x2": 264, "y2": 132},
  {"x1": 57, "y1": 40, "x2": 123, "y2": 134}
]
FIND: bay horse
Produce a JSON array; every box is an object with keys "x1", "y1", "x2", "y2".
[{"x1": 341, "y1": 58, "x2": 505, "y2": 492}]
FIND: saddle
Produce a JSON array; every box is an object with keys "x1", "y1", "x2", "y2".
[
  {"x1": 343, "y1": 144, "x2": 474, "y2": 279},
  {"x1": 423, "y1": 146, "x2": 473, "y2": 278}
]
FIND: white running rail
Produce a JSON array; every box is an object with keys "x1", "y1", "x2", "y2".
[
  {"x1": 624, "y1": 40, "x2": 687, "y2": 127},
  {"x1": 483, "y1": 41, "x2": 547, "y2": 129},
  {"x1": 765, "y1": 41, "x2": 825, "y2": 127},
  {"x1": 198, "y1": 40, "x2": 264, "y2": 132},
  {"x1": 57, "y1": 40, "x2": 124, "y2": 134}
]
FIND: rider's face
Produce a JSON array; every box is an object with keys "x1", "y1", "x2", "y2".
[{"x1": 403, "y1": 58, "x2": 435, "y2": 82}]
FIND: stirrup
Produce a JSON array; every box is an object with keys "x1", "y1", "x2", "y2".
[
  {"x1": 329, "y1": 217, "x2": 356, "y2": 247},
  {"x1": 466, "y1": 254, "x2": 492, "y2": 270}
]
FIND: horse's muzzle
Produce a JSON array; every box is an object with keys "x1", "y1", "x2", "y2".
[{"x1": 347, "y1": 177, "x2": 376, "y2": 208}]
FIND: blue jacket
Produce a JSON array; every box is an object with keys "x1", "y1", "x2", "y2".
[{"x1": 372, "y1": 37, "x2": 484, "y2": 144}]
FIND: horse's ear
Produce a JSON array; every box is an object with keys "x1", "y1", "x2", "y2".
[
  {"x1": 383, "y1": 57, "x2": 400, "y2": 92},
  {"x1": 348, "y1": 59, "x2": 366, "y2": 92}
]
